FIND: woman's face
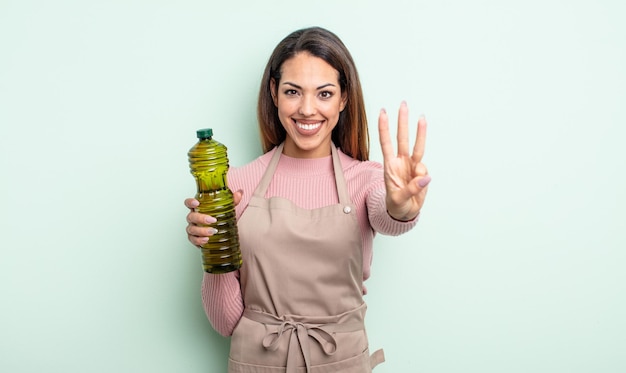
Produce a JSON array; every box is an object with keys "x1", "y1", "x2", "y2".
[{"x1": 271, "y1": 52, "x2": 347, "y2": 158}]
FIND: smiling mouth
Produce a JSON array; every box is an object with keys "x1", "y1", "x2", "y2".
[{"x1": 295, "y1": 121, "x2": 322, "y2": 131}]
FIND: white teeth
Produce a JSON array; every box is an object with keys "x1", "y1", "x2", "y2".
[{"x1": 296, "y1": 121, "x2": 322, "y2": 130}]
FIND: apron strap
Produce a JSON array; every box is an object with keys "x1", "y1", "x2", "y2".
[
  {"x1": 370, "y1": 348, "x2": 385, "y2": 369},
  {"x1": 252, "y1": 143, "x2": 284, "y2": 198},
  {"x1": 330, "y1": 143, "x2": 351, "y2": 206}
]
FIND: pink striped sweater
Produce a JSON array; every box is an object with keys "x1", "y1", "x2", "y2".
[{"x1": 201, "y1": 145, "x2": 418, "y2": 336}]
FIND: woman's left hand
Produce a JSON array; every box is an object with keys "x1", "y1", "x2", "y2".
[{"x1": 378, "y1": 101, "x2": 431, "y2": 221}]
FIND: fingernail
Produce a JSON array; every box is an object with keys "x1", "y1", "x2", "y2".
[
  {"x1": 199, "y1": 237, "x2": 209, "y2": 244},
  {"x1": 210, "y1": 228, "x2": 219, "y2": 235},
  {"x1": 418, "y1": 175, "x2": 432, "y2": 188},
  {"x1": 401, "y1": 100, "x2": 407, "y2": 107},
  {"x1": 380, "y1": 108, "x2": 386, "y2": 114},
  {"x1": 205, "y1": 216, "x2": 217, "y2": 224}
]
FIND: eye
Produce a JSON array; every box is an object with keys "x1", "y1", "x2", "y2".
[
  {"x1": 319, "y1": 91, "x2": 334, "y2": 99},
  {"x1": 284, "y1": 89, "x2": 298, "y2": 96}
]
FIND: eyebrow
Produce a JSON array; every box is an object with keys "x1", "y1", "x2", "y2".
[{"x1": 282, "y1": 82, "x2": 337, "y2": 90}]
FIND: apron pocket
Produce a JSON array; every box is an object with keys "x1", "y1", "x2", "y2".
[
  {"x1": 310, "y1": 348, "x2": 373, "y2": 373},
  {"x1": 228, "y1": 348, "x2": 375, "y2": 373}
]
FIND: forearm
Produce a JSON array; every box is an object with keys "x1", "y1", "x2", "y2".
[
  {"x1": 367, "y1": 187, "x2": 418, "y2": 235},
  {"x1": 201, "y1": 271, "x2": 244, "y2": 336}
]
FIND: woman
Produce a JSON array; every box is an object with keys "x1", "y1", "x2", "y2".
[{"x1": 185, "y1": 26, "x2": 430, "y2": 372}]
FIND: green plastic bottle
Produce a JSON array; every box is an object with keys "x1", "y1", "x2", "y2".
[{"x1": 188, "y1": 128, "x2": 241, "y2": 274}]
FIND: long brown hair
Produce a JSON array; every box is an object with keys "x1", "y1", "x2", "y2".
[{"x1": 257, "y1": 27, "x2": 369, "y2": 161}]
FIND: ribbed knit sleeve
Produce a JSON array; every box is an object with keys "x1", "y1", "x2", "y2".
[
  {"x1": 366, "y1": 187, "x2": 418, "y2": 236},
  {"x1": 199, "y1": 151, "x2": 272, "y2": 337},
  {"x1": 201, "y1": 271, "x2": 243, "y2": 336}
]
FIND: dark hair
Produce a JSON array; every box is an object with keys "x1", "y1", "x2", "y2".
[{"x1": 257, "y1": 27, "x2": 369, "y2": 160}]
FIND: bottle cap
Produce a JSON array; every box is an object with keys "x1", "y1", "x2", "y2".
[{"x1": 196, "y1": 128, "x2": 213, "y2": 139}]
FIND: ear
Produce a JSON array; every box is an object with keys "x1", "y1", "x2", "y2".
[
  {"x1": 340, "y1": 91, "x2": 348, "y2": 112},
  {"x1": 270, "y1": 78, "x2": 278, "y2": 107}
]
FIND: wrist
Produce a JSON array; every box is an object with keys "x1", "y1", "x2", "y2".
[{"x1": 387, "y1": 210, "x2": 419, "y2": 222}]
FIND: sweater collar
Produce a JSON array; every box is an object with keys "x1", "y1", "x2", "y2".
[{"x1": 261, "y1": 143, "x2": 356, "y2": 177}]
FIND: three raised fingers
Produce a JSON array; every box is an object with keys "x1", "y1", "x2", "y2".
[{"x1": 378, "y1": 102, "x2": 427, "y2": 161}]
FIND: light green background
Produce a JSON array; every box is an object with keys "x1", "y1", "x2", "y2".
[{"x1": 1, "y1": 0, "x2": 624, "y2": 372}]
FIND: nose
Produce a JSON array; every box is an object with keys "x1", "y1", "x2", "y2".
[{"x1": 298, "y1": 95, "x2": 316, "y2": 117}]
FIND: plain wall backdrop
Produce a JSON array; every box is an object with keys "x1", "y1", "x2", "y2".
[{"x1": 1, "y1": 0, "x2": 624, "y2": 372}]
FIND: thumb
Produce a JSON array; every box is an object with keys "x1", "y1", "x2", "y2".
[
  {"x1": 233, "y1": 189, "x2": 244, "y2": 206},
  {"x1": 417, "y1": 175, "x2": 432, "y2": 188},
  {"x1": 184, "y1": 198, "x2": 199, "y2": 210}
]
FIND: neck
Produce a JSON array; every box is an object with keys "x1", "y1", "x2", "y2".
[{"x1": 282, "y1": 138, "x2": 332, "y2": 158}]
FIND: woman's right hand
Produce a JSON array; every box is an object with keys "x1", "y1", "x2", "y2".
[{"x1": 184, "y1": 190, "x2": 243, "y2": 247}]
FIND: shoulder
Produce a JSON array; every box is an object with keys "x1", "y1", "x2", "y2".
[
  {"x1": 228, "y1": 148, "x2": 275, "y2": 187},
  {"x1": 229, "y1": 148, "x2": 275, "y2": 177},
  {"x1": 337, "y1": 148, "x2": 383, "y2": 178}
]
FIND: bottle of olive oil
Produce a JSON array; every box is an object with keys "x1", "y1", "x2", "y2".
[{"x1": 188, "y1": 128, "x2": 241, "y2": 274}]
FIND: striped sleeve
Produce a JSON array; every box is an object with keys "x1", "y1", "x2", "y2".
[
  {"x1": 201, "y1": 271, "x2": 243, "y2": 336},
  {"x1": 366, "y1": 182, "x2": 419, "y2": 236}
]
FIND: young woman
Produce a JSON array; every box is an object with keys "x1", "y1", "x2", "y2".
[{"x1": 185, "y1": 26, "x2": 430, "y2": 373}]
